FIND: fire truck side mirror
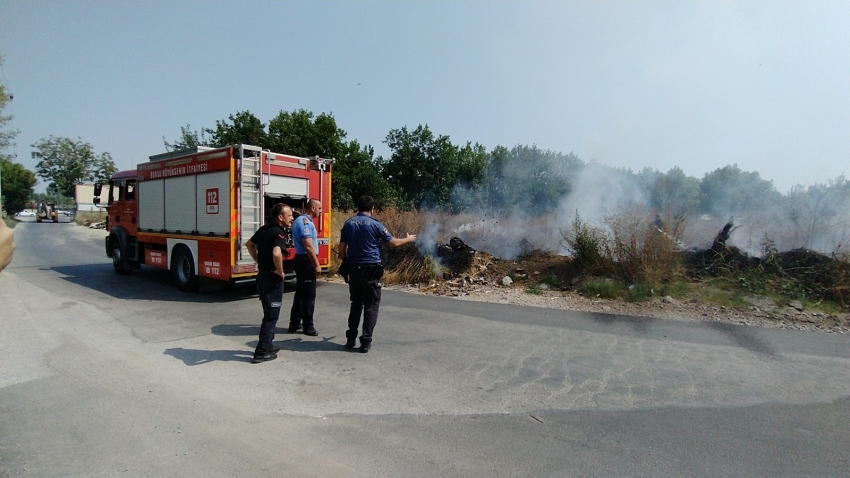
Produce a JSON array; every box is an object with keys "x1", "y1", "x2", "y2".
[{"x1": 93, "y1": 183, "x2": 103, "y2": 205}]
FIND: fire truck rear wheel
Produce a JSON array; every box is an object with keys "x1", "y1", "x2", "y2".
[
  {"x1": 112, "y1": 240, "x2": 131, "y2": 275},
  {"x1": 172, "y1": 246, "x2": 199, "y2": 292}
]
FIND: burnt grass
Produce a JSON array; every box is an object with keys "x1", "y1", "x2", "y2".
[{"x1": 380, "y1": 234, "x2": 850, "y2": 313}]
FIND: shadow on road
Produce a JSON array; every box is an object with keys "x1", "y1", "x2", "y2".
[
  {"x1": 704, "y1": 321, "x2": 777, "y2": 356},
  {"x1": 211, "y1": 324, "x2": 290, "y2": 336},
  {"x1": 163, "y1": 347, "x2": 254, "y2": 365},
  {"x1": 48, "y1": 263, "x2": 267, "y2": 303},
  {"x1": 270, "y1": 336, "x2": 346, "y2": 352},
  {"x1": 576, "y1": 309, "x2": 776, "y2": 356},
  {"x1": 587, "y1": 312, "x2": 654, "y2": 334}
]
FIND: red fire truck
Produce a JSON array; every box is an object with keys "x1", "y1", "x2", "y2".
[{"x1": 98, "y1": 144, "x2": 333, "y2": 291}]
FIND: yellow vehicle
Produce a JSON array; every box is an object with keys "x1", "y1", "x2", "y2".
[{"x1": 36, "y1": 202, "x2": 59, "y2": 223}]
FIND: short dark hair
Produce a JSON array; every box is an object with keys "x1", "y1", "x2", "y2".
[
  {"x1": 271, "y1": 203, "x2": 287, "y2": 217},
  {"x1": 356, "y1": 195, "x2": 374, "y2": 212}
]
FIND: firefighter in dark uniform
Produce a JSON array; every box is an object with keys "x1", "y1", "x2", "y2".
[
  {"x1": 246, "y1": 203, "x2": 294, "y2": 364},
  {"x1": 338, "y1": 196, "x2": 416, "y2": 353},
  {"x1": 289, "y1": 199, "x2": 323, "y2": 336}
]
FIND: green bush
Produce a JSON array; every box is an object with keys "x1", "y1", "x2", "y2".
[
  {"x1": 563, "y1": 213, "x2": 611, "y2": 275},
  {"x1": 525, "y1": 286, "x2": 544, "y2": 296}
]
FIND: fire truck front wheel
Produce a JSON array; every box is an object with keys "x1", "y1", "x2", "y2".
[
  {"x1": 111, "y1": 239, "x2": 131, "y2": 275},
  {"x1": 172, "y1": 246, "x2": 199, "y2": 292}
]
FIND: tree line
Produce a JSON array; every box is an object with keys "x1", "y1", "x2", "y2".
[{"x1": 3, "y1": 102, "x2": 849, "y2": 249}]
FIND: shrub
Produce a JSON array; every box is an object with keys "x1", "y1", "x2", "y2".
[
  {"x1": 563, "y1": 213, "x2": 611, "y2": 275},
  {"x1": 604, "y1": 205, "x2": 682, "y2": 285}
]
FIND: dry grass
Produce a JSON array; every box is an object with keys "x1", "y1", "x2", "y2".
[
  {"x1": 331, "y1": 205, "x2": 429, "y2": 283},
  {"x1": 603, "y1": 207, "x2": 682, "y2": 285},
  {"x1": 562, "y1": 207, "x2": 683, "y2": 287},
  {"x1": 73, "y1": 211, "x2": 107, "y2": 226}
]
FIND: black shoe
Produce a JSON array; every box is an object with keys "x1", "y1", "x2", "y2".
[
  {"x1": 345, "y1": 337, "x2": 357, "y2": 349},
  {"x1": 303, "y1": 327, "x2": 318, "y2": 337},
  {"x1": 251, "y1": 352, "x2": 278, "y2": 364},
  {"x1": 269, "y1": 346, "x2": 280, "y2": 354},
  {"x1": 288, "y1": 323, "x2": 302, "y2": 333},
  {"x1": 359, "y1": 344, "x2": 371, "y2": 354}
]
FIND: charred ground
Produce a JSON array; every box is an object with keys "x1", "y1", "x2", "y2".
[{"x1": 370, "y1": 233, "x2": 850, "y2": 334}]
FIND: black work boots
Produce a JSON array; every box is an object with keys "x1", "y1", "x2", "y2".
[{"x1": 345, "y1": 330, "x2": 357, "y2": 349}]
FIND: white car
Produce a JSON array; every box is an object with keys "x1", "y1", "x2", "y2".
[{"x1": 15, "y1": 210, "x2": 35, "y2": 218}]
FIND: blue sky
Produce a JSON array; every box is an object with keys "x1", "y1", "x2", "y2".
[{"x1": 1, "y1": 1, "x2": 848, "y2": 194}]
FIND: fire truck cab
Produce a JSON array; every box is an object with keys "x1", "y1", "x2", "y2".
[{"x1": 101, "y1": 144, "x2": 333, "y2": 291}]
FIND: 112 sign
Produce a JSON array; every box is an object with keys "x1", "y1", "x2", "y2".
[{"x1": 206, "y1": 188, "x2": 219, "y2": 214}]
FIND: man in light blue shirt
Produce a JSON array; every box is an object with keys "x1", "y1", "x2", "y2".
[{"x1": 289, "y1": 199, "x2": 323, "y2": 336}]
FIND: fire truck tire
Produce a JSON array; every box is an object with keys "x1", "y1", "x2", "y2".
[
  {"x1": 111, "y1": 240, "x2": 131, "y2": 275},
  {"x1": 172, "y1": 246, "x2": 199, "y2": 292}
]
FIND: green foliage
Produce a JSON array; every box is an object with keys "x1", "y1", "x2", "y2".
[
  {"x1": 564, "y1": 213, "x2": 611, "y2": 275},
  {"x1": 267, "y1": 109, "x2": 346, "y2": 159},
  {"x1": 31, "y1": 136, "x2": 116, "y2": 198},
  {"x1": 0, "y1": 82, "x2": 18, "y2": 161},
  {"x1": 332, "y1": 140, "x2": 392, "y2": 210},
  {"x1": 580, "y1": 279, "x2": 621, "y2": 299},
  {"x1": 163, "y1": 124, "x2": 209, "y2": 151},
  {"x1": 698, "y1": 285, "x2": 751, "y2": 309},
  {"x1": 623, "y1": 280, "x2": 691, "y2": 302},
  {"x1": 206, "y1": 111, "x2": 268, "y2": 147},
  {"x1": 382, "y1": 125, "x2": 466, "y2": 209},
  {"x1": 698, "y1": 164, "x2": 781, "y2": 216},
  {"x1": 0, "y1": 70, "x2": 29, "y2": 215},
  {"x1": 625, "y1": 283, "x2": 654, "y2": 302},
  {"x1": 525, "y1": 285, "x2": 544, "y2": 295},
  {"x1": 540, "y1": 275, "x2": 560, "y2": 289},
  {"x1": 0, "y1": 158, "x2": 37, "y2": 214},
  {"x1": 639, "y1": 166, "x2": 700, "y2": 218},
  {"x1": 481, "y1": 145, "x2": 581, "y2": 214}
]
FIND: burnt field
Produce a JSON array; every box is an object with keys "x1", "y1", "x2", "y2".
[{"x1": 330, "y1": 208, "x2": 850, "y2": 332}]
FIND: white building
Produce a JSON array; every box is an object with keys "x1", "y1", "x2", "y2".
[{"x1": 74, "y1": 184, "x2": 107, "y2": 213}]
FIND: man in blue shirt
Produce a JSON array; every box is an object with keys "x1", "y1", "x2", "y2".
[
  {"x1": 289, "y1": 199, "x2": 323, "y2": 336},
  {"x1": 338, "y1": 195, "x2": 416, "y2": 353}
]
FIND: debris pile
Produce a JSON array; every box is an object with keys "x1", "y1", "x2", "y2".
[{"x1": 683, "y1": 219, "x2": 850, "y2": 307}]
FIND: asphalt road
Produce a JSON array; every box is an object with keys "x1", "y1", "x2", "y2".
[{"x1": 1, "y1": 222, "x2": 849, "y2": 477}]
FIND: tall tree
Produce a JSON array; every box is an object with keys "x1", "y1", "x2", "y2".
[
  {"x1": 0, "y1": 63, "x2": 27, "y2": 214},
  {"x1": 0, "y1": 158, "x2": 36, "y2": 214},
  {"x1": 382, "y1": 125, "x2": 465, "y2": 209},
  {"x1": 331, "y1": 140, "x2": 392, "y2": 210},
  {"x1": 0, "y1": 60, "x2": 17, "y2": 163},
  {"x1": 645, "y1": 166, "x2": 700, "y2": 218},
  {"x1": 31, "y1": 136, "x2": 117, "y2": 198},
  {"x1": 267, "y1": 109, "x2": 346, "y2": 159},
  {"x1": 205, "y1": 111, "x2": 267, "y2": 148},
  {"x1": 481, "y1": 145, "x2": 581, "y2": 214},
  {"x1": 698, "y1": 164, "x2": 780, "y2": 216},
  {"x1": 163, "y1": 124, "x2": 210, "y2": 151}
]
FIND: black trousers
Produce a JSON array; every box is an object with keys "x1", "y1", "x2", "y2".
[
  {"x1": 255, "y1": 273, "x2": 283, "y2": 356},
  {"x1": 289, "y1": 254, "x2": 317, "y2": 329},
  {"x1": 346, "y1": 264, "x2": 382, "y2": 345}
]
